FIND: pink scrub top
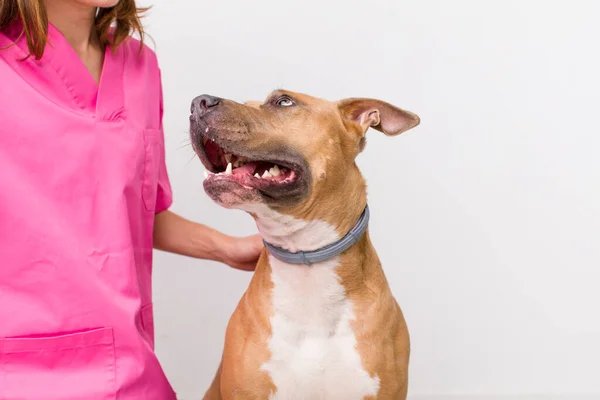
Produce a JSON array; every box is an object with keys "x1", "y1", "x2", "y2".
[{"x1": 0, "y1": 22, "x2": 177, "y2": 400}]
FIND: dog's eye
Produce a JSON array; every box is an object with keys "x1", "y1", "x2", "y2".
[{"x1": 276, "y1": 96, "x2": 294, "y2": 107}]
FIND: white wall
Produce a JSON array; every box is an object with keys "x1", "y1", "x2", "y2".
[{"x1": 141, "y1": 1, "x2": 600, "y2": 399}]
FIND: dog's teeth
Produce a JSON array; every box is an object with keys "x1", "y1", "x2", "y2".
[
  {"x1": 254, "y1": 173, "x2": 260, "y2": 178},
  {"x1": 270, "y1": 165, "x2": 280, "y2": 176},
  {"x1": 262, "y1": 170, "x2": 272, "y2": 178},
  {"x1": 225, "y1": 154, "x2": 232, "y2": 163},
  {"x1": 225, "y1": 163, "x2": 233, "y2": 174}
]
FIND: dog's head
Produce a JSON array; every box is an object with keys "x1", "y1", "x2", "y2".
[{"x1": 189, "y1": 90, "x2": 419, "y2": 222}]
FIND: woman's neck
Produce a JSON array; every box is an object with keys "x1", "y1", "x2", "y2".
[
  {"x1": 44, "y1": 1, "x2": 104, "y2": 83},
  {"x1": 44, "y1": 0, "x2": 99, "y2": 54}
]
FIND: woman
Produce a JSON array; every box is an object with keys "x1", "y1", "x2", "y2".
[{"x1": 0, "y1": 0, "x2": 262, "y2": 398}]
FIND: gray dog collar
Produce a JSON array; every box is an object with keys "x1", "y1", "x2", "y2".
[{"x1": 263, "y1": 205, "x2": 370, "y2": 266}]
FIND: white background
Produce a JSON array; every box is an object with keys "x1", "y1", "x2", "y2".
[{"x1": 141, "y1": 1, "x2": 600, "y2": 399}]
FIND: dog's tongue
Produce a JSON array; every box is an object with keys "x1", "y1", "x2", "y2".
[{"x1": 232, "y1": 162, "x2": 257, "y2": 176}]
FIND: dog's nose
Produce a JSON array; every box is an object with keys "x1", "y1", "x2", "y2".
[{"x1": 191, "y1": 95, "x2": 221, "y2": 116}]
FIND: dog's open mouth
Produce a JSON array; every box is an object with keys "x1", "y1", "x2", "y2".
[{"x1": 198, "y1": 137, "x2": 300, "y2": 192}]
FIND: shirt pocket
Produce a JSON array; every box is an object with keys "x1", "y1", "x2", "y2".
[
  {"x1": 140, "y1": 302, "x2": 155, "y2": 349},
  {"x1": 142, "y1": 128, "x2": 163, "y2": 212},
  {"x1": 0, "y1": 327, "x2": 117, "y2": 400}
]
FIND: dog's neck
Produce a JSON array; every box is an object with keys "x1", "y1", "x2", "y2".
[
  {"x1": 242, "y1": 181, "x2": 375, "y2": 325},
  {"x1": 247, "y1": 167, "x2": 368, "y2": 254},
  {"x1": 247, "y1": 204, "x2": 343, "y2": 253},
  {"x1": 246, "y1": 200, "x2": 375, "y2": 336}
]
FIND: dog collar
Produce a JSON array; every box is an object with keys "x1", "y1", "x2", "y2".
[{"x1": 263, "y1": 205, "x2": 370, "y2": 266}]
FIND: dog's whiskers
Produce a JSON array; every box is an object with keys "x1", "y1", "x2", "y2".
[
  {"x1": 185, "y1": 152, "x2": 197, "y2": 167},
  {"x1": 177, "y1": 142, "x2": 193, "y2": 151}
]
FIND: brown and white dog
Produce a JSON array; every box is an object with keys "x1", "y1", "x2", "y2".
[{"x1": 189, "y1": 90, "x2": 420, "y2": 400}]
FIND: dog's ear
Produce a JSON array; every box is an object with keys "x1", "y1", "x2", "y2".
[{"x1": 338, "y1": 98, "x2": 420, "y2": 137}]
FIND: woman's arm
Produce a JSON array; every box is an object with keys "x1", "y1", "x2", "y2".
[{"x1": 153, "y1": 210, "x2": 263, "y2": 271}]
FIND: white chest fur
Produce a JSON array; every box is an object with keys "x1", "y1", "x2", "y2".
[
  {"x1": 261, "y1": 255, "x2": 380, "y2": 400},
  {"x1": 240, "y1": 204, "x2": 379, "y2": 399}
]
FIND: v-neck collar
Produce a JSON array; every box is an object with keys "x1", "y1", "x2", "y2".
[
  {"x1": 45, "y1": 23, "x2": 125, "y2": 120},
  {"x1": 4, "y1": 21, "x2": 125, "y2": 121}
]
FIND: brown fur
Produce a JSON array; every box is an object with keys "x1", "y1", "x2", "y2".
[{"x1": 197, "y1": 90, "x2": 419, "y2": 399}]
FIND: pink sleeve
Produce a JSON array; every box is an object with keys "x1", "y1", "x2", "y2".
[{"x1": 155, "y1": 69, "x2": 173, "y2": 214}]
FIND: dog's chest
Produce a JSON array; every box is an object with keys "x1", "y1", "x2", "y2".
[{"x1": 261, "y1": 256, "x2": 379, "y2": 400}]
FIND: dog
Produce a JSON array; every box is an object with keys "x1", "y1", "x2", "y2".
[{"x1": 189, "y1": 89, "x2": 420, "y2": 400}]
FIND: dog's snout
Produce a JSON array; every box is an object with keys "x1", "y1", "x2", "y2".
[{"x1": 191, "y1": 95, "x2": 221, "y2": 116}]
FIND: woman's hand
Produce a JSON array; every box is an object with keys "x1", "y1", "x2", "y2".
[{"x1": 219, "y1": 234, "x2": 264, "y2": 271}]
